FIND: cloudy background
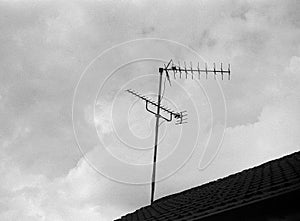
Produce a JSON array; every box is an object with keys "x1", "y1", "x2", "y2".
[{"x1": 1, "y1": 0, "x2": 300, "y2": 220}]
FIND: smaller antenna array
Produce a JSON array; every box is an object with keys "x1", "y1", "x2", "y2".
[{"x1": 126, "y1": 89, "x2": 187, "y2": 123}]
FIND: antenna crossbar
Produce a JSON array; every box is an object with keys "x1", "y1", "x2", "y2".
[
  {"x1": 166, "y1": 67, "x2": 230, "y2": 73},
  {"x1": 165, "y1": 61, "x2": 231, "y2": 80}
]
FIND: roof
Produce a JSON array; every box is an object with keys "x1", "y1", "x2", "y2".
[{"x1": 116, "y1": 150, "x2": 300, "y2": 221}]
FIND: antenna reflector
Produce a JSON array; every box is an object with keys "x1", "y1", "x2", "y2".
[
  {"x1": 197, "y1": 62, "x2": 201, "y2": 79},
  {"x1": 221, "y1": 63, "x2": 223, "y2": 80},
  {"x1": 190, "y1": 61, "x2": 194, "y2": 79},
  {"x1": 228, "y1": 64, "x2": 231, "y2": 80},
  {"x1": 184, "y1": 61, "x2": 188, "y2": 79},
  {"x1": 213, "y1": 63, "x2": 216, "y2": 80}
]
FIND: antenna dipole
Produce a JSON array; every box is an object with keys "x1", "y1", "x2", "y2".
[{"x1": 126, "y1": 59, "x2": 230, "y2": 205}]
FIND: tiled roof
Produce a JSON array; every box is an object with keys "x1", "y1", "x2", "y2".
[{"x1": 116, "y1": 151, "x2": 300, "y2": 221}]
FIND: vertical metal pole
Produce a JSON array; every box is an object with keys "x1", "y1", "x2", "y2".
[{"x1": 151, "y1": 68, "x2": 163, "y2": 204}]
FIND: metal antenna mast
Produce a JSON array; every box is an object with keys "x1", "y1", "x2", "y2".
[{"x1": 126, "y1": 60, "x2": 230, "y2": 205}]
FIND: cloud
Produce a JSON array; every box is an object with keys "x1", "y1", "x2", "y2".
[
  {"x1": 0, "y1": 151, "x2": 125, "y2": 221},
  {"x1": 0, "y1": 0, "x2": 300, "y2": 220}
]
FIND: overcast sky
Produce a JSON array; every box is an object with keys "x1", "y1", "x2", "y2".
[{"x1": 1, "y1": 0, "x2": 300, "y2": 220}]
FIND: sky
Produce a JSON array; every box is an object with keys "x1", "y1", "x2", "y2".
[{"x1": 0, "y1": 0, "x2": 300, "y2": 220}]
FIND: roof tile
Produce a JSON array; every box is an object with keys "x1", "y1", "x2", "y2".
[{"x1": 116, "y1": 151, "x2": 300, "y2": 221}]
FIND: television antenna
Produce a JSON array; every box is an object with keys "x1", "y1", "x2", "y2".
[{"x1": 126, "y1": 59, "x2": 230, "y2": 204}]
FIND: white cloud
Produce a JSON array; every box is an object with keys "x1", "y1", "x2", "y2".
[
  {"x1": 1, "y1": 0, "x2": 300, "y2": 220},
  {"x1": 0, "y1": 152, "x2": 122, "y2": 221}
]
